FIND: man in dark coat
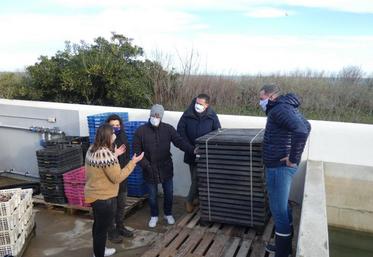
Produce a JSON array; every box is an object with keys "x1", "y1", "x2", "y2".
[
  {"x1": 177, "y1": 94, "x2": 221, "y2": 213},
  {"x1": 106, "y1": 114, "x2": 133, "y2": 243},
  {"x1": 259, "y1": 84, "x2": 311, "y2": 257},
  {"x1": 133, "y1": 104, "x2": 195, "y2": 228}
]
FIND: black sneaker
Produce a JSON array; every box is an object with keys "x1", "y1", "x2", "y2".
[
  {"x1": 117, "y1": 226, "x2": 134, "y2": 238},
  {"x1": 108, "y1": 230, "x2": 123, "y2": 244}
]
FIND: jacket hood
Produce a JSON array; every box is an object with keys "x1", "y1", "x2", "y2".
[
  {"x1": 183, "y1": 98, "x2": 216, "y2": 119},
  {"x1": 266, "y1": 93, "x2": 301, "y2": 114}
]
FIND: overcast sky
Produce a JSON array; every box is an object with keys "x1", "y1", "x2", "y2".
[{"x1": 1, "y1": 0, "x2": 373, "y2": 75}]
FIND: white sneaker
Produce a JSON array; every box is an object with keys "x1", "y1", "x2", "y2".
[
  {"x1": 164, "y1": 215, "x2": 175, "y2": 225},
  {"x1": 93, "y1": 247, "x2": 116, "y2": 257},
  {"x1": 148, "y1": 216, "x2": 158, "y2": 228}
]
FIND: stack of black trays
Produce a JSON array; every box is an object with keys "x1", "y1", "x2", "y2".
[
  {"x1": 195, "y1": 128, "x2": 269, "y2": 230},
  {"x1": 36, "y1": 144, "x2": 83, "y2": 203},
  {"x1": 45, "y1": 136, "x2": 90, "y2": 163}
]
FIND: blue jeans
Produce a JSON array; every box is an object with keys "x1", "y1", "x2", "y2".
[
  {"x1": 266, "y1": 166, "x2": 297, "y2": 236},
  {"x1": 146, "y1": 179, "x2": 173, "y2": 217}
]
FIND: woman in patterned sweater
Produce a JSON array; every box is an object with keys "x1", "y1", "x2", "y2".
[{"x1": 85, "y1": 124, "x2": 144, "y2": 257}]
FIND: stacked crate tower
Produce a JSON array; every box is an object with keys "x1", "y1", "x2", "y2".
[
  {"x1": 124, "y1": 121, "x2": 148, "y2": 197},
  {"x1": 195, "y1": 128, "x2": 269, "y2": 229},
  {"x1": 37, "y1": 144, "x2": 83, "y2": 203},
  {"x1": 0, "y1": 188, "x2": 34, "y2": 256}
]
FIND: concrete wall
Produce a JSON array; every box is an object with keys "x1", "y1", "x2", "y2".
[
  {"x1": 297, "y1": 160, "x2": 329, "y2": 257},
  {"x1": 1, "y1": 98, "x2": 373, "y2": 199},
  {"x1": 324, "y1": 162, "x2": 373, "y2": 233},
  {"x1": 0, "y1": 100, "x2": 80, "y2": 177}
]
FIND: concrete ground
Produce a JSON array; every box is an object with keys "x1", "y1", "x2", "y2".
[{"x1": 24, "y1": 196, "x2": 188, "y2": 257}]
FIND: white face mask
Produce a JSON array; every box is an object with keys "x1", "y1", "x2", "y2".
[
  {"x1": 259, "y1": 98, "x2": 269, "y2": 111},
  {"x1": 150, "y1": 117, "x2": 161, "y2": 127},
  {"x1": 195, "y1": 103, "x2": 205, "y2": 113}
]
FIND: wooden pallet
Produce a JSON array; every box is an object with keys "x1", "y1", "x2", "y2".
[
  {"x1": 141, "y1": 209, "x2": 276, "y2": 257},
  {"x1": 32, "y1": 194, "x2": 147, "y2": 217}
]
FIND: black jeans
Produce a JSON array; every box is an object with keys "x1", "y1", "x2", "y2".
[
  {"x1": 187, "y1": 164, "x2": 198, "y2": 203},
  {"x1": 92, "y1": 198, "x2": 115, "y2": 257},
  {"x1": 114, "y1": 181, "x2": 127, "y2": 228}
]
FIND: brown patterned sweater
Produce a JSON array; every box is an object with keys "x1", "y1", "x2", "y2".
[{"x1": 84, "y1": 146, "x2": 135, "y2": 203}]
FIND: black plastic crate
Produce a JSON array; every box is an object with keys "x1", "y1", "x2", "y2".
[
  {"x1": 36, "y1": 144, "x2": 82, "y2": 158},
  {"x1": 37, "y1": 155, "x2": 83, "y2": 168},
  {"x1": 195, "y1": 128, "x2": 269, "y2": 229},
  {"x1": 43, "y1": 196, "x2": 67, "y2": 204},
  {"x1": 38, "y1": 161, "x2": 83, "y2": 174},
  {"x1": 45, "y1": 136, "x2": 89, "y2": 163}
]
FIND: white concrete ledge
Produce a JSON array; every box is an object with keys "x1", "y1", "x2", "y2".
[{"x1": 296, "y1": 160, "x2": 329, "y2": 257}]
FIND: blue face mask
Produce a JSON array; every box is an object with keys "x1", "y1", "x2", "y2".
[
  {"x1": 113, "y1": 127, "x2": 121, "y2": 135},
  {"x1": 259, "y1": 98, "x2": 269, "y2": 111}
]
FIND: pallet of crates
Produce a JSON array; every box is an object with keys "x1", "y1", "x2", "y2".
[
  {"x1": 19, "y1": 189, "x2": 34, "y2": 238},
  {"x1": 36, "y1": 144, "x2": 83, "y2": 204},
  {"x1": 0, "y1": 188, "x2": 23, "y2": 257},
  {"x1": 127, "y1": 166, "x2": 148, "y2": 197},
  {"x1": 195, "y1": 129, "x2": 270, "y2": 231},
  {"x1": 87, "y1": 112, "x2": 129, "y2": 144},
  {"x1": 124, "y1": 121, "x2": 148, "y2": 197}
]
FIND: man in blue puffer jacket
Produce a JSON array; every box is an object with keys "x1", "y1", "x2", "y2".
[
  {"x1": 259, "y1": 84, "x2": 311, "y2": 257},
  {"x1": 177, "y1": 94, "x2": 221, "y2": 213}
]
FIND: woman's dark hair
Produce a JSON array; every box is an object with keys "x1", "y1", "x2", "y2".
[
  {"x1": 90, "y1": 124, "x2": 114, "y2": 153},
  {"x1": 106, "y1": 114, "x2": 124, "y2": 129}
]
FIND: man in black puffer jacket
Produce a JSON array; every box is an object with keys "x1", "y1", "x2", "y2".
[
  {"x1": 259, "y1": 84, "x2": 311, "y2": 257},
  {"x1": 177, "y1": 94, "x2": 221, "y2": 213},
  {"x1": 133, "y1": 104, "x2": 195, "y2": 228}
]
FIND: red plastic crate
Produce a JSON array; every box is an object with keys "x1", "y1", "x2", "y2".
[
  {"x1": 63, "y1": 166, "x2": 85, "y2": 183},
  {"x1": 63, "y1": 167, "x2": 90, "y2": 207},
  {"x1": 64, "y1": 184, "x2": 90, "y2": 207}
]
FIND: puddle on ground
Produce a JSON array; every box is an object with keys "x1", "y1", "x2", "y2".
[{"x1": 119, "y1": 227, "x2": 160, "y2": 250}]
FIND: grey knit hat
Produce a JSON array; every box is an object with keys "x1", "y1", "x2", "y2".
[{"x1": 150, "y1": 104, "x2": 164, "y2": 119}]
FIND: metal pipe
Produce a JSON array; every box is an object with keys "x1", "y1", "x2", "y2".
[
  {"x1": 0, "y1": 124, "x2": 64, "y2": 135},
  {"x1": 0, "y1": 114, "x2": 56, "y2": 123}
]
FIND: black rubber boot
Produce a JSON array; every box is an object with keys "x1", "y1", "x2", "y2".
[
  {"x1": 275, "y1": 235, "x2": 292, "y2": 257},
  {"x1": 117, "y1": 225, "x2": 134, "y2": 238},
  {"x1": 265, "y1": 225, "x2": 294, "y2": 254},
  {"x1": 108, "y1": 226, "x2": 123, "y2": 244}
]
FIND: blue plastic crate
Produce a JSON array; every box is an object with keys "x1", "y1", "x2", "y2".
[
  {"x1": 128, "y1": 183, "x2": 148, "y2": 197},
  {"x1": 87, "y1": 112, "x2": 129, "y2": 144},
  {"x1": 128, "y1": 176, "x2": 144, "y2": 184},
  {"x1": 127, "y1": 181, "x2": 145, "y2": 187}
]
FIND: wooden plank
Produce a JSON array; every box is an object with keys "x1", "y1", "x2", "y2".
[
  {"x1": 205, "y1": 234, "x2": 227, "y2": 257},
  {"x1": 208, "y1": 223, "x2": 222, "y2": 233},
  {"x1": 159, "y1": 228, "x2": 192, "y2": 257},
  {"x1": 221, "y1": 224, "x2": 236, "y2": 236},
  {"x1": 243, "y1": 230, "x2": 256, "y2": 240},
  {"x1": 250, "y1": 218, "x2": 274, "y2": 257},
  {"x1": 174, "y1": 227, "x2": 207, "y2": 257},
  {"x1": 262, "y1": 218, "x2": 275, "y2": 242},
  {"x1": 189, "y1": 232, "x2": 216, "y2": 256},
  {"x1": 236, "y1": 238, "x2": 254, "y2": 257},
  {"x1": 141, "y1": 227, "x2": 182, "y2": 257},
  {"x1": 177, "y1": 209, "x2": 199, "y2": 228},
  {"x1": 222, "y1": 237, "x2": 241, "y2": 257},
  {"x1": 186, "y1": 213, "x2": 201, "y2": 229}
]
